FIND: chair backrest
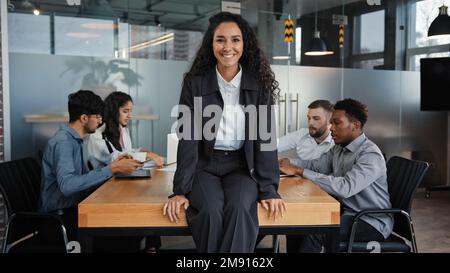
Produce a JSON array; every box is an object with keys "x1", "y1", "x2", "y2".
[
  {"x1": 0, "y1": 158, "x2": 42, "y2": 216},
  {"x1": 386, "y1": 156, "x2": 429, "y2": 238}
]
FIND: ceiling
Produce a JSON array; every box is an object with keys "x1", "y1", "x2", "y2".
[
  {"x1": 9, "y1": 0, "x2": 221, "y2": 30},
  {"x1": 8, "y1": 0, "x2": 365, "y2": 31},
  {"x1": 294, "y1": 0, "x2": 362, "y2": 15}
]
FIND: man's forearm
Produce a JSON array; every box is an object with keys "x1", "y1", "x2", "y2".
[{"x1": 295, "y1": 166, "x2": 304, "y2": 176}]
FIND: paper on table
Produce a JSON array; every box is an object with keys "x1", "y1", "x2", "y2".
[
  {"x1": 280, "y1": 171, "x2": 295, "y2": 178},
  {"x1": 156, "y1": 165, "x2": 177, "y2": 172},
  {"x1": 142, "y1": 160, "x2": 156, "y2": 169}
]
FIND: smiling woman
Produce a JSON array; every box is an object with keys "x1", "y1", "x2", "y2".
[{"x1": 163, "y1": 12, "x2": 286, "y2": 253}]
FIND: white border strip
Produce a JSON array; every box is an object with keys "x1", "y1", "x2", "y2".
[{"x1": 1, "y1": 1, "x2": 11, "y2": 160}]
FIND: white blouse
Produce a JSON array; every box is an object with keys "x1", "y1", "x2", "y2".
[
  {"x1": 214, "y1": 65, "x2": 245, "y2": 151},
  {"x1": 84, "y1": 124, "x2": 140, "y2": 169}
]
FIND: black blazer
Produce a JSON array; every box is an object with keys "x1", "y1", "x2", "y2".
[{"x1": 173, "y1": 68, "x2": 280, "y2": 200}]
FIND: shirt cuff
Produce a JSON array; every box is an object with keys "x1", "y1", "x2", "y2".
[
  {"x1": 101, "y1": 165, "x2": 113, "y2": 179},
  {"x1": 302, "y1": 168, "x2": 318, "y2": 181}
]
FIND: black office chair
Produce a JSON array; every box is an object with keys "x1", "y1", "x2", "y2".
[
  {"x1": 0, "y1": 157, "x2": 69, "y2": 253},
  {"x1": 342, "y1": 156, "x2": 429, "y2": 253}
]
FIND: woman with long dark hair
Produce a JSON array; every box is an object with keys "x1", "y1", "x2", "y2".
[
  {"x1": 86, "y1": 91, "x2": 163, "y2": 169},
  {"x1": 163, "y1": 12, "x2": 286, "y2": 253}
]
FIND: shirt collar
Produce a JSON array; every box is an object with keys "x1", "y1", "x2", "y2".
[
  {"x1": 344, "y1": 133, "x2": 366, "y2": 153},
  {"x1": 322, "y1": 131, "x2": 334, "y2": 145},
  {"x1": 62, "y1": 124, "x2": 83, "y2": 142},
  {"x1": 97, "y1": 123, "x2": 106, "y2": 133},
  {"x1": 216, "y1": 64, "x2": 242, "y2": 89}
]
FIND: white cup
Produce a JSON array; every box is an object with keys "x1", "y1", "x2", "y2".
[{"x1": 131, "y1": 152, "x2": 146, "y2": 162}]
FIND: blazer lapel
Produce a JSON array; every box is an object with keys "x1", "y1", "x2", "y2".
[
  {"x1": 201, "y1": 69, "x2": 223, "y2": 154},
  {"x1": 240, "y1": 71, "x2": 260, "y2": 177},
  {"x1": 240, "y1": 71, "x2": 259, "y2": 106},
  {"x1": 202, "y1": 69, "x2": 223, "y2": 109}
]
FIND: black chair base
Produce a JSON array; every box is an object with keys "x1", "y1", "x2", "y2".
[
  {"x1": 340, "y1": 233, "x2": 411, "y2": 253},
  {"x1": 425, "y1": 186, "x2": 450, "y2": 199}
]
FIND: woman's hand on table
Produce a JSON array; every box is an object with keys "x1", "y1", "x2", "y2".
[
  {"x1": 163, "y1": 195, "x2": 189, "y2": 223},
  {"x1": 260, "y1": 198, "x2": 287, "y2": 221}
]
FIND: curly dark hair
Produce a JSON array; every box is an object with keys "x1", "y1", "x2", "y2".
[
  {"x1": 334, "y1": 98, "x2": 369, "y2": 128},
  {"x1": 103, "y1": 91, "x2": 133, "y2": 151},
  {"x1": 185, "y1": 12, "x2": 279, "y2": 102}
]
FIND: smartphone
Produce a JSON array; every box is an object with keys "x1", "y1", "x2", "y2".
[{"x1": 139, "y1": 159, "x2": 154, "y2": 164}]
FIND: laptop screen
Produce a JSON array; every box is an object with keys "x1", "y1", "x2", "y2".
[{"x1": 166, "y1": 133, "x2": 179, "y2": 164}]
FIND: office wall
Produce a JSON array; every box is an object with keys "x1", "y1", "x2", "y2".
[
  {"x1": 9, "y1": 54, "x2": 449, "y2": 186},
  {"x1": 130, "y1": 59, "x2": 188, "y2": 155},
  {"x1": 272, "y1": 65, "x2": 343, "y2": 134},
  {"x1": 9, "y1": 53, "x2": 185, "y2": 159}
]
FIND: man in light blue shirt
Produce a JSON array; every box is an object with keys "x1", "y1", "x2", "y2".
[
  {"x1": 39, "y1": 90, "x2": 143, "y2": 241},
  {"x1": 280, "y1": 98, "x2": 392, "y2": 252},
  {"x1": 278, "y1": 100, "x2": 334, "y2": 163}
]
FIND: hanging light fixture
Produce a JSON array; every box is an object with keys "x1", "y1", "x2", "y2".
[
  {"x1": 305, "y1": 2, "x2": 334, "y2": 56},
  {"x1": 32, "y1": 1, "x2": 41, "y2": 16},
  {"x1": 428, "y1": 5, "x2": 450, "y2": 37},
  {"x1": 33, "y1": 6, "x2": 40, "y2": 16}
]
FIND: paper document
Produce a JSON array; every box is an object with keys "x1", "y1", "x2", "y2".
[
  {"x1": 142, "y1": 160, "x2": 157, "y2": 169},
  {"x1": 156, "y1": 165, "x2": 177, "y2": 172}
]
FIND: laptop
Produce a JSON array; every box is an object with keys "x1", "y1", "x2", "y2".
[
  {"x1": 115, "y1": 168, "x2": 151, "y2": 178},
  {"x1": 280, "y1": 170, "x2": 295, "y2": 178},
  {"x1": 166, "y1": 133, "x2": 179, "y2": 165}
]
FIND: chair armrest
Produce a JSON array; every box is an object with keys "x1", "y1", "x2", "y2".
[
  {"x1": 3, "y1": 212, "x2": 68, "y2": 253},
  {"x1": 347, "y1": 208, "x2": 412, "y2": 253},
  {"x1": 353, "y1": 208, "x2": 410, "y2": 222}
]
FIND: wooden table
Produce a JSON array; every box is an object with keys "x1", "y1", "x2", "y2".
[{"x1": 78, "y1": 168, "x2": 340, "y2": 252}]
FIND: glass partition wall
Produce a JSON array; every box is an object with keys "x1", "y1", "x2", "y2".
[{"x1": 6, "y1": 0, "x2": 449, "y2": 187}]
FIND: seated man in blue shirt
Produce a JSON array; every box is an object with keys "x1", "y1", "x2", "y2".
[
  {"x1": 280, "y1": 98, "x2": 393, "y2": 252},
  {"x1": 39, "y1": 90, "x2": 143, "y2": 241}
]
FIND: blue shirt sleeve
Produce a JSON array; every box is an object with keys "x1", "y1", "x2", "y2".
[{"x1": 55, "y1": 140, "x2": 113, "y2": 197}]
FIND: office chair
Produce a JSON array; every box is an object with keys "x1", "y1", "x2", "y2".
[
  {"x1": 411, "y1": 150, "x2": 447, "y2": 199},
  {"x1": 342, "y1": 156, "x2": 429, "y2": 253},
  {"x1": 0, "y1": 157, "x2": 69, "y2": 253}
]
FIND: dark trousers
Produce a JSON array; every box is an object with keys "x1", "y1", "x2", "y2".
[
  {"x1": 286, "y1": 214, "x2": 385, "y2": 253},
  {"x1": 186, "y1": 149, "x2": 259, "y2": 253}
]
